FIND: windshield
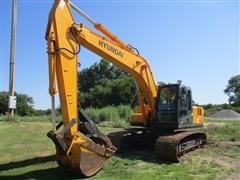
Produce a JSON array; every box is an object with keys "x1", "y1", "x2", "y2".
[{"x1": 158, "y1": 86, "x2": 177, "y2": 110}]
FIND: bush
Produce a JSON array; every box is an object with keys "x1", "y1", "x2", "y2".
[
  {"x1": 85, "y1": 105, "x2": 131, "y2": 127},
  {"x1": 232, "y1": 106, "x2": 240, "y2": 113}
]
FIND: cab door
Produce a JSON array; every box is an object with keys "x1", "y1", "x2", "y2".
[{"x1": 178, "y1": 87, "x2": 193, "y2": 128}]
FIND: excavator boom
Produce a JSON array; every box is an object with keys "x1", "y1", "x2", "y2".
[{"x1": 71, "y1": 23, "x2": 157, "y2": 123}]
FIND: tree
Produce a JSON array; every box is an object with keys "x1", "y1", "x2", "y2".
[
  {"x1": 0, "y1": 91, "x2": 8, "y2": 114},
  {"x1": 224, "y1": 75, "x2": 240, "y2": 105},
  {"x1": 0, "y1": 91, "x2": 34, "y2": 116},
  {"x1": 78, "y1": 59, "x2": 137, "y2": 108},
  {"x1": 16, "y1": 94, "x2": 34, "y2": 116}
]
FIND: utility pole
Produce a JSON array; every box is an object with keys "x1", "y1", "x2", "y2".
[{"x1": 8, "y1": 0, "x2": 17, "y2": 118}]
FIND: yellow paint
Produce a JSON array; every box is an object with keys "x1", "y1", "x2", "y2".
[{"x1": 192, "y1": 106, "x2": 204, "y2": 126}]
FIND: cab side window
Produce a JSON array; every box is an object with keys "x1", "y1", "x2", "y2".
[{"x1": 179, "y1": 88, "x2": 187, "y2": 107}]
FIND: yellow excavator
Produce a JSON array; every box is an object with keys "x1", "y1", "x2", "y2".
[{"x1": 46, "y1": 0, "x2": 207, "y2": 177}]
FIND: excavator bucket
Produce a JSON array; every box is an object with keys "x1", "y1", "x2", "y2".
[
  {"x1": 47, "y1": 112, "x2": 117, "y2": 177},
  {"x1": 48, "y1": 130, "x2": 116, "y2": 177},
  {"x1": 79, "y1": 149, "x2": 106, "y2": 176},
  {"x1": 67, "y1": 135, "x2": 116, "y2": 176}
]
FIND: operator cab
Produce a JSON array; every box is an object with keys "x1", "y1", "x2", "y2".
[{"x1": 156, "y1": 83, "x2": 194, "y2": 130}]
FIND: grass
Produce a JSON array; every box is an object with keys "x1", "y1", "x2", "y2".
[
  {"x1": 0, "y1": 118, "x2": 240, "y2": 179},
  {"x1": 0, "y1": 115, "x2": 60, "y2": 123},
  {"x1": 204, "y1": 118, "x2": 240, "y2": 141}
]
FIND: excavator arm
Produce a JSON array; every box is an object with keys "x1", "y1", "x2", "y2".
[
  {"x1": 46, "y1": 0, "x2": 116, "y2": 177},
  {"x1": 46, "y1": 0, "x2": 78, "y2": 137}
]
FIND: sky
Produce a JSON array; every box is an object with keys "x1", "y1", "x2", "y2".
[{"x1": 0, "y1": 0, "x2": 239, "y2": 110}]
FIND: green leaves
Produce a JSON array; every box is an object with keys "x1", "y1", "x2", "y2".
[
  {"x1": 0, "y1": 91, "x2": 8, "y2": 115},
  {"x1": 224, "y1": 75, "x2": 240, "y2": 105},
  {"x1": 78, "y1": 59, "x2": 136, "y2": 108}
]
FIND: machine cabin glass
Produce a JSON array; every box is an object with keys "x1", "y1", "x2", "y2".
[
  {"x1": 156, "y1": 85, "x2": 179, "y2": 130},
  {"x1": 158, "y1": 86, "x2": 178, "y2": 111},
  {"x1": 157, "y1": 84, "x2": 194, "y2": 130},
  {"x1": 178, "y1": 87, "x2": 193, "y2": 127}
]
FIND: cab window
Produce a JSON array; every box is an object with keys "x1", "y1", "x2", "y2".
[
  {"x1": 158, "y1": 86, "x2": 177, "y2": 110},
  {"x1": 179, "y1": 88, "x2": 187, "y2": 108}
]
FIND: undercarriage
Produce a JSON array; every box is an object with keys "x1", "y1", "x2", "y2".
[{"x1": 108, "y1": 129, "x2": 207, "y2": 162}]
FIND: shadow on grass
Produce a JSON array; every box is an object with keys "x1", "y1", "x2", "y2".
[
  {"x1": 108, "y1": 129, "x2": 172, "y2": 165},
  {"x1": 0, "y1": 155, "x2": 82, "y2": 180},
  {"x1": 0, "y1": 167, "x2": 81, "y2": 180},
  {"x1": 115, "y1": 149, "x2": 171, "y2": 165},
  {"x1": 0, "y1": 155, "x2": 55, "y2": 171}
]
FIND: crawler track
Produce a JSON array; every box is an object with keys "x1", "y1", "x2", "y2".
[
  {"x1": 155, "y1": 131, "x2": 207, "y2": 162},
  {"x1": 108, "y1": 130, "x2": 207, "y2": 162}
]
